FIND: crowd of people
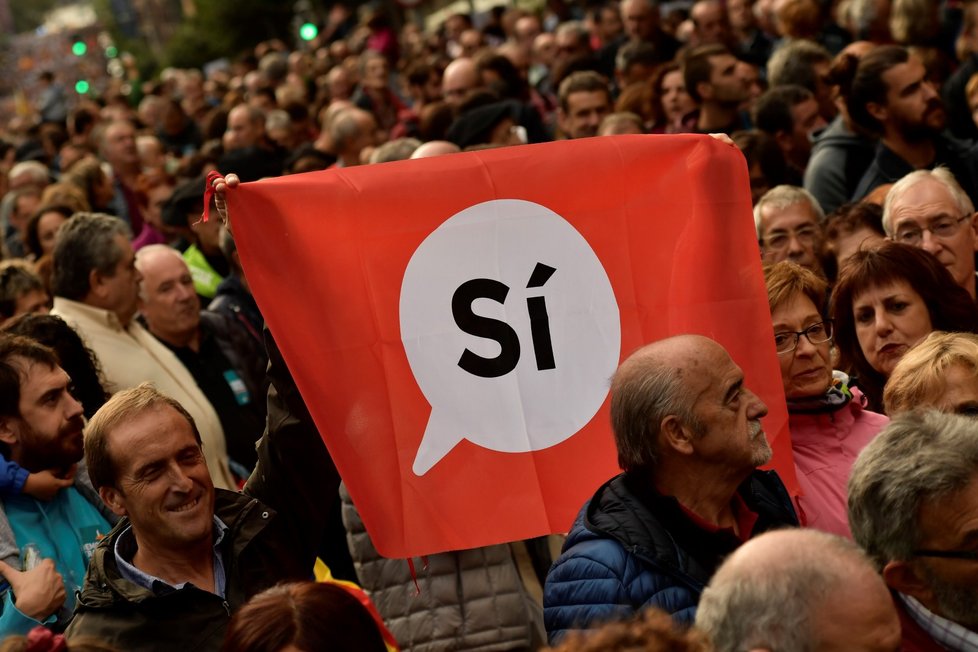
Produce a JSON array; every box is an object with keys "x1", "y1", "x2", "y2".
[{"x1": 0, "y1": 0, "x2": 975, "y2": 649}]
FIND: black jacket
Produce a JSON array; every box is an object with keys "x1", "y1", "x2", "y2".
[{"x1": 66, "y1": 333, "x2": 340, "y2": 650}]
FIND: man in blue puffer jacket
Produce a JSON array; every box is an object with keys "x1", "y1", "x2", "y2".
[{"x1": 543, "y1": 335, "x2": 798, "y2": 644}]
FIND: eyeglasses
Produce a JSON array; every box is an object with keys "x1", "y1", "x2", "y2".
[
  {"x1": 762, "y1": 225, "x2": 819, "y2": 251},
  {"x1": 893, "y1": 214, "x2": 971, "y2": 245},
  {"x1": 773, "y1": 320, "x2": 833, "y2": 354},
  {"x1": 913, "y1": 548, "x2": 978, "y2": 561}
]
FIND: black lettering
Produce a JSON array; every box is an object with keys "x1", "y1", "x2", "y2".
[
  {"x1": 452, "y1": 278, "x2": 520, "y2": 378},
  {"x1": 526, "y1": 263, "x2": 557, "y2": 370}
]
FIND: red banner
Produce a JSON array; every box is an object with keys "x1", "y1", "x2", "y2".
[{"x1": 228, "y1": 135, "x2": 795, "y2": 558}]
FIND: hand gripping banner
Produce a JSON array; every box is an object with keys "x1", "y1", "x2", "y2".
[{"x1": 227, "y1": 135, "x2": 795, "y2": 557}]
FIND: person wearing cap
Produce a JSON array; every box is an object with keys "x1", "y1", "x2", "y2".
[{"x1": 446, "y1": 101, "x2": 527, "y2": 150}]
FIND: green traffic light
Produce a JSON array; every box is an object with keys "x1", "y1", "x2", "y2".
[
  {"x1": 75, "y1": 80, "x2": 90, "y2": 94},
  {"x1": 105, "y1": 45, "x2": 118, "y2": 58},
  {"x1": 299, "y1": 22, "x2": 318, "y2": 41},
  {"x1": 72, "y1": 41, "x2": 87, "y2": 56}
]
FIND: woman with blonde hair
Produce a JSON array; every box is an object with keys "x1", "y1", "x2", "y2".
[{"x1": 883, "y1": 331, "x2": 978, "y2": 415}]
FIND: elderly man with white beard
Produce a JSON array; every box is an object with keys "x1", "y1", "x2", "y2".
[{"x1": 543, "y1": 334, "x2": 798, "y2": 644}]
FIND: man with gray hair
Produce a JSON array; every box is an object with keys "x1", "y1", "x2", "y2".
[
  {"x1": 696, "y1": 529, "x2": 901, "y2": 651},
  {"x1": 754, "y1": 185, "x2": 826, "y2": 274},
  {"x1": 882, "y1": 167, "x2": 978, "y2": 298},
  {"x1": 849, "y1": 410, "x2": 978, "y2": 651},
  {"x1": 543, "y1": 334, "x2": 797, "y2": 643},
  {"x1": 50, "y1": 214, "x2": 235, "y2": 490}
]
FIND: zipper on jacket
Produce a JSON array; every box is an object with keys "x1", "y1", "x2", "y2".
[{"x1": 223, "y1": 600, "x2": 231, "y2": 616}]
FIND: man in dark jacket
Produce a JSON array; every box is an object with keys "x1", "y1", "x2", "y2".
[
  {"x1": 847, "y1": 45, "x2": 978, "y2": 206},
  {"x1": 543, "y1": 334, "x2": 797, "y2": 644},
  {"x1": 64, "y1": 330, "x2": 338, "y2": 650},
  {"x1": 135, "y1": 244, "x2": 265, "y2": 474}
]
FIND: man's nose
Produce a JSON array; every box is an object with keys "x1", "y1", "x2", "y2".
[
  {"x1": 177, "y1": 282, "x2": 196, "y2": 301},
  {"x1": 168, "y1": 464, "x2": 194, "y2": 491},
  {"x1": 920, "y1": 228, "x2": 942, "y2": 255},
  {"x1": 746, "y1": 388, "x2": 768, "y2": 420},
  {"x1": 787, "y1": 232, "x2": 805, "y2": 254},
  {"x1": 65, "y1": 394, "x2": 84, "y2": 420}
]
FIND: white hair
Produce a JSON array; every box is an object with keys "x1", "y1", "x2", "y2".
[
  {"x1": 753, "y1": 185, "x2": 825, "y2": 238},
  {"x1": 882, "y1": 167, "x2": 974, "y2": 235}
]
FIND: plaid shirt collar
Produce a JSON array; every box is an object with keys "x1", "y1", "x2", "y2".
[{"x1": 900, "y1": 593, "x2": 978, "y2": 651}]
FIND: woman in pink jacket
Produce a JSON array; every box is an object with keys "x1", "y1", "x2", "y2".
[{"x1": 764, "y1": 262, "x2": 888, "y2": 537}]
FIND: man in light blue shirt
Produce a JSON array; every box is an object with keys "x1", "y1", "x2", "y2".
[{"x1": 0, "y1": 335, "x2": 117, "y2": 635}]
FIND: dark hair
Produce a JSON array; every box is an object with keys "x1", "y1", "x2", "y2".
[
  {"x1": 616, "y1": 41, "x2": 658, "y2": 74},
  {"x1": 67, "y1": 107, "x2": 98, "y2": 139},
  {"x1": 821, "y1": 202, "x2": 885, "y2": 282},
  {"x1": 2, "y1": 314, "x2": 108, "y2": 419},
  {"x1": 475, "y1": 52, "x2": 529, "y2": 102},
  {"x1": 0, "y1": 261, "x2": 44, "y2": 320},
  {"x1": 51, "y1": 213, "x2": 131, "y2": 300},
  {"x1": 825, "y1": 202, "x2": 885, "y2": 243},
  {"x1": 0, "y1": 334, "x2": 59, "y2": 420},
  {"x1": 830, "y1": 241, "x2": 978, "y2": 411},
  {"x1": 682, "y1": 44, "x2": 731, "y2": 104},
  {"x1": 221, "y1": 582, "x2": 388, "y2": 652},
  {"x1": 650, "y1": 61, "x2": 682, "y2": 127},
  {"x1": 845, "y1": 45, "x2": 910, "y2": 136},
  {"x1": 558, "y1": 70, "x2": 611, "y2": 113},
  {"x1": 25, "y1": 204, "x2": 73, "y2": 259},
  {"x1": 731, "y1": 129, "x2": 789, "y2": 194},
  {"x1": 752, "y1": 85, "x2": 814, "y2": 135}
]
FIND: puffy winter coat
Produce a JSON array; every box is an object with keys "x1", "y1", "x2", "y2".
[
  {"x1": 543, "y1": 470, "x2": 797, "y2": 644},
  {"x1": 341, "y1": 485, "x2": 545, "y2": 651}
]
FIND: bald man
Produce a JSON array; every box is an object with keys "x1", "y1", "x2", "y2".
[
  {"x1": 442, "y1": 58, "x2": 480, "y2": 108},
  {"x1": 137, "y1": 245, "x2": 265, "y2": 473},
  {"x1": 543, "y1": 335, "x2": 798, "y2": 644},
  {"x1": 696, "y1": 529, "x2": 901, "y2": 651},
  {"x1": 410, "y1": 140, "x2": 461, "y2": 159}
]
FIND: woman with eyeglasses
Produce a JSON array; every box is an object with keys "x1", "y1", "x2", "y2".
[
  {"x1": 764, "y1": 261, "x2": 888, "y2": 537},
  {"x1": 831, "y1": 242, "x2": 978, "y2": 414}
]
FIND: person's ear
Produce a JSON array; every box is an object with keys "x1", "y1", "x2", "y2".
[
  {"x1": 697, "y1": 81, "x2": 712, "y2": 101},
  {"x1": 88, "y1": 268, "x2": 105, "y2": 300},
  {"x1": 99, "y1": 485, "x2": 128, "y2": 517},
  {"x1": 660, "y1": 415, "x2": 695, "y2": 455},
  {"x1": 557, "y1": 108, "x2": 568, "y2": 135},
  {"x1": 866, "y1": 101, "x2": 887, "y2": 124},
  {"x1": 883, "y1": 559, "x2": 935, "y2": 605},
  {"x1": 0, "y1": 417, "x2": 17, "y2": 448}
]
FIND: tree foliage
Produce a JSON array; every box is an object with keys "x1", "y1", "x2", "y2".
[
  {"x1": 162, "y1": 0, "x2": 296, "y2": 68},
  {"x1": 11, "y1": 0, "x2": 60, "y2": 33}
]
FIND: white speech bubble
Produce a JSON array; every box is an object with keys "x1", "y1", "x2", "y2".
[{"x1": 400, "y1": 199, "x2": 621, "y2": 476}]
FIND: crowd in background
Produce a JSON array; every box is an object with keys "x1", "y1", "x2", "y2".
[{"x1": 0, "y1": 0, "x2": 977, "y2": 650}]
